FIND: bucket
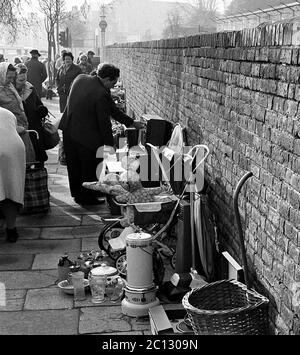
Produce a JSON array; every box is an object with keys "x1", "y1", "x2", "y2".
[{"x1": 126, "y1": 232, "x2": 153, "y2": 289}]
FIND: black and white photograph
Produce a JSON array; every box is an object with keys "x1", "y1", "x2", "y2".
[{"x1": 0, "y1": 0, "x2": 299, "y2": 342}]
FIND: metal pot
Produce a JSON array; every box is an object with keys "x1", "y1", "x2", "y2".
[{"x1": 89, "y1": 263, "x2": 118, "y2": 282}]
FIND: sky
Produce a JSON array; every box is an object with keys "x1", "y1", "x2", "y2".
[
  {"x1": 27, "y1": 0, "x2": 232, "y2": 17},
  {"x1": 61, "y1": 0, "x2": 231, "y2": 14}
]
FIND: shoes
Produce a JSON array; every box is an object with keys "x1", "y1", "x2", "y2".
[
  {"x1": 6, "y1": 228, "x2": 19, "y2": 243},
  {"x1": 74, "y1": 196, "x2": 106, "y2": 206}
]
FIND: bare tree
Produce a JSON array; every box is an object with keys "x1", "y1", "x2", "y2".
[
  {"x1": 0, "y1": 0, "x2": 31, "y2": 42},
  {"x1": 179, "y1": 0, "x2": 218, "y2": 33},
  {"x1": 226, "y1": 0, "x2": 293, "y2": 15},
  {"x1": 162, "y1": 12, "x2": 185, "y2": 39},
  {"x1": 38, "y1": 0, "x2": 68, "y2": 84},
  {"x1": 62, "y1": 6, "x2": 88, "y2": 46}
]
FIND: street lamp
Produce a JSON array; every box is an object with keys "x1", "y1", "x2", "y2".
[{"x1": 99, "y1": 4, "x2": 107, "y2": 62}]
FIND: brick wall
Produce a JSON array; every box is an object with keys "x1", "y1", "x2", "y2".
[{"x1": 106, "y1": 21, "x2": 300, "y2": 335}]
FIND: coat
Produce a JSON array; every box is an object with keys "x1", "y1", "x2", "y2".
[
  {"x1": 25, "y1": 58, "x2": 48, "y2": 98},
  {"x1": 78, "y1": 62, "x2": 93, "y2": 75},
  {"x1": 0, "y1": 107, "x2": 26, "y2": 205},
  {"x1": 21, "y1": 82, "x2": 48, "y2": 163},
  {"x1": 0, "y1": 62, "x2": 36, "y2": 163},
  {"x1": 59, "y1": 74, "x2": 134, "y2": 152},
  {"x1": 56, "y1": 63, "x2": 82, "y2": 113}
]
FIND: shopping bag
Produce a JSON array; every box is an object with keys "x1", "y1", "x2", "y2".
[
  {"x1": 162, "y1": 124, "x2": 187, "y2": 195},
  {"x1": 20, "y1": 163, "x2": 50, "y2": 214},
  {"x1": 42, "y1": 117, "x2": 60, "y2": 150},
  {"x1": 163, "y1": 124, "x2": 185, "y2": 158}
]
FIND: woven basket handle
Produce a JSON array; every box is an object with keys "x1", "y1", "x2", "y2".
[{"x1": 233, "y1": 171, "x2": 253, "y2": 289}]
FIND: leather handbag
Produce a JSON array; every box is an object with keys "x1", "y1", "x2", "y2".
[{"x1": 42, "y1": 117, "x2": 60, "y2": 150}]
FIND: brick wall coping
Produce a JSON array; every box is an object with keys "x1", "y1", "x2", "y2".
[{"x1": 106, "y1": 18, "x2": 300, "y2": 49}]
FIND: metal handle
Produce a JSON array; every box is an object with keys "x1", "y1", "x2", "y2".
[
  {"x1": 26, "y1": 130, "x2": 39, "y2": 140},
  {"x1": 233, "y1": 171, "x2": 253, "y2": 289},
  {"x1": 111, "y1": 197, "x2": 127, "y2": 207},
  {"x1": 150, "y1": 144, "x2": 210, "y2": 242},
  {"x1": 101, "y1": 218, "x2": 122, "y2": 223}
]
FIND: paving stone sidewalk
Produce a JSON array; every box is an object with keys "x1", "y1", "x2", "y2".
[{"x1": 0, "y1": 97, "x2": 154, "y2": 335}]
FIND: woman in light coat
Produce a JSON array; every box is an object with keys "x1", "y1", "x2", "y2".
[
  {"x1": 0, "y1": 107, "x2": 26, "y2": 242},
  {"x1": 0, "y1": 62, "x2": 36, "y2": 163}
]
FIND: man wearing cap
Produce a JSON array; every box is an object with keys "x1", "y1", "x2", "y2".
[{"x1": 25, "y1": 49, "x2": 47, "y2": 98}]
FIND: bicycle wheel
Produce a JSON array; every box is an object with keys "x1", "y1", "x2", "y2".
[
  {"x1": 98, "y1": 220, "x2": 125, "y2": 260},
  {"x1": 114, "y1": 252, "x2": 127, "y2": 278}
]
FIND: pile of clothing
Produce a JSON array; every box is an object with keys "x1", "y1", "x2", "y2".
[{"x1": 82, "y1": 155, "x2": 168, "y2": 226}]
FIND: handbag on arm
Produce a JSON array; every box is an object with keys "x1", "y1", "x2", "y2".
[{"x1": 42, "y1": 115, "x2": 60, "y2": 150}]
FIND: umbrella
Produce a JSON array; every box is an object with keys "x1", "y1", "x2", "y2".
[{"x1": 194, "y1": 193, "x2": 216, "y2": 282}]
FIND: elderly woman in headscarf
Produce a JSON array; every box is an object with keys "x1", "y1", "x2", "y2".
[
  {"x1": 0, "y1": 62, "x2": 36, "y2": 163},
  {"x1": 14, "y1": 63, "x2": 48, "y2": 164},
  {"x1": 0, "y1": 107, "x2": 26, "y2": 242}
]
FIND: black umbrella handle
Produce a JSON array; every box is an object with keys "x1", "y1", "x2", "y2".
[{"x1": 233, "y1": 171, "x2": 253, "y2": 289}]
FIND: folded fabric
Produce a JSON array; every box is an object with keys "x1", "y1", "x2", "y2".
[
  {"x1": 115, "y1": 186, "x2": 168, "y2": 204},
  {"x1": 82, "y1": 182, "x2": 112, "y2": 194},
  {"x1": 110, "y1": 184, "x2": 128, "y2": 196}
]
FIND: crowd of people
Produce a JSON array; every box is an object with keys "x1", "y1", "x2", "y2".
[{"x1": 0, "y1": 47, "x2": 143, "y2": 243}]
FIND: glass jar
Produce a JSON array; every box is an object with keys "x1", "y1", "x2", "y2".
[
  {"x1": 89, "y1": 273, "x2": 106, "y2": 304},
  {"x1": 88, "y1": 263, "x2": 118, "y2": 304},
  {"x1": 108, "y1": 277, "x2": 125, "y2": 303},
  {"x1": 71, "y1": 271, "x2": 86, "y2": 301}
]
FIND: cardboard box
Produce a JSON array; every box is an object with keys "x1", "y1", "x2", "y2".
[
  {"x1": 148, "y1": 305, "x2": 194, "y2": 335},
  {"x1": 149, "y1": 305, "x2": 173, "y2": 335}
]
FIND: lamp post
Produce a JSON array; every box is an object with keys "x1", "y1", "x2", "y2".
[
  {"x1": 95, "y1": 28, "x2": 100, "y2": 56},
  {"x1": 99, "y1": 5, "x2": 107, "y2": 63}
]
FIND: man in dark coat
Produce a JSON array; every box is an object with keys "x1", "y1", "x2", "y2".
[
  {"x1": 59, "y1": 63, "x2": 144, "y2": 205},
  {"x1": 25, "y1": 49, "x2": 47, "y2": 98}
]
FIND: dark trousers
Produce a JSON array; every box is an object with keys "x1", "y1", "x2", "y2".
[
  {"x1": 63, "y1": 131, "x2": 102, "y2": 198},
  {"x1": 59, "y1": 93, "x2": 68, "y2": 113}
]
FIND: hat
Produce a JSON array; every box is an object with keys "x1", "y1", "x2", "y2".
[
  {"x1": 30, "y1": 49, "x2": 41, "y2": 56},
  {"x1": 87, "y1": 50, "x2": 95, "y2": 56}
]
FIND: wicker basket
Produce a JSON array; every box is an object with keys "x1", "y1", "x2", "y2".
[{"x1": 182, "y1": 279, "x2": 269, "y2": 335}]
